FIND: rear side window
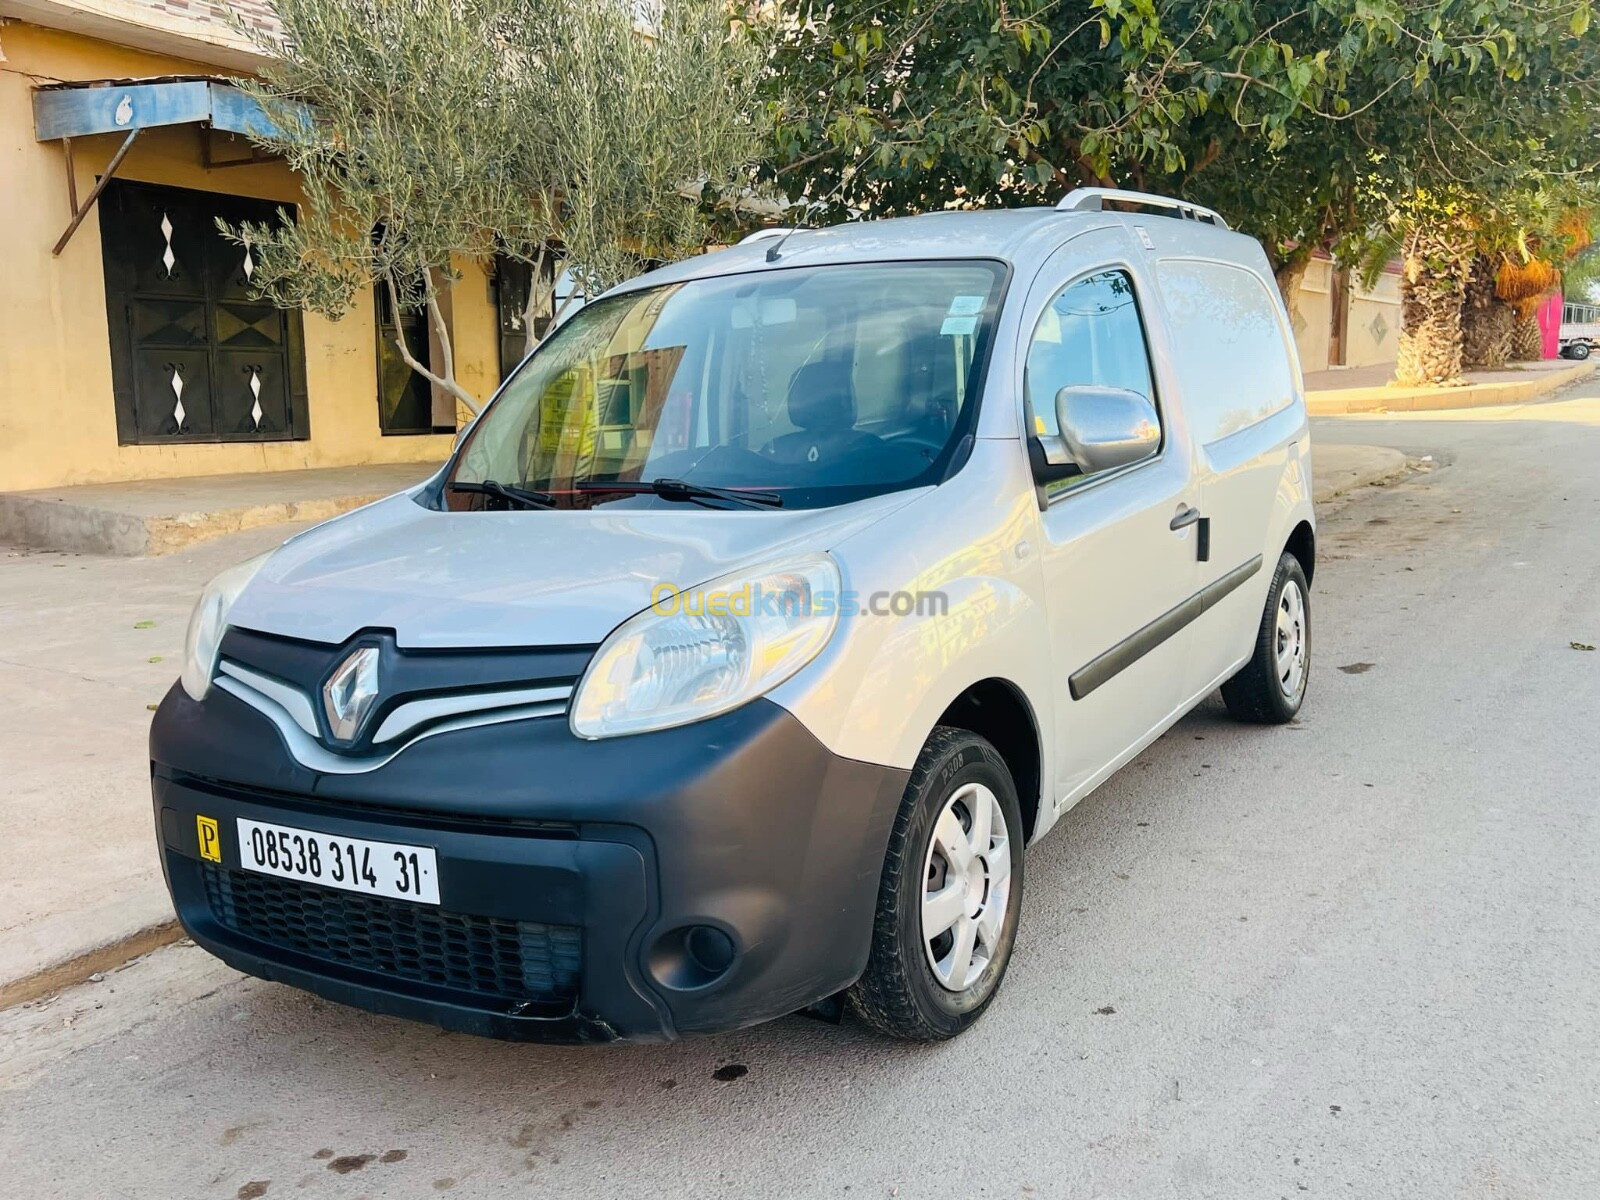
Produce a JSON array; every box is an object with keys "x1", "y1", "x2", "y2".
[
  {"x1": 1155, "y1": 259, "x2": 1296, "y2": 443},
  {"x1": 1025, "y1": 269, "x2": 1157, "y2": 445}
]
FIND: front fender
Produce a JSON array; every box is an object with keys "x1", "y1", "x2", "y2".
[{"x1": 768, "y1": 440, "x2": 1055, "y2": 787}]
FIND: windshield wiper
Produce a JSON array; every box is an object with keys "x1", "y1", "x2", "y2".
[
  {"x1": 448, "y1": 479, "x2": 555, "y2": 510},
  {"x1": 574, "y1": 477, "x2": 784, "y2": 510}
]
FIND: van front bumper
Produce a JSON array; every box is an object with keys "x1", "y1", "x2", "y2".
[{"x1": 151, "y1": 687, "x2": 908, "y2": 1042}]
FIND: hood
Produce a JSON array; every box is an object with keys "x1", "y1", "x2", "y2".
[{"x1": 228, "y1": 488, "x2": 922, "y2": 648}]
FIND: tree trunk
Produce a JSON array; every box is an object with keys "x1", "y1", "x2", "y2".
[
  {"x1": 1510, "y1": 305, "x2": 1547, "y2": 361},
  {"x1": 1394, "y1": 223, "x2": 1474, "y2": 386},
  {"x1": 385, "y1": 275, "x2": 482, "y2": 418},
  {"x1": 1461, "y1": 255, "x2": 1515, "y2": 370},
  {"x1": 1274, "y1": 254, "x2": 1312, "y2": 339},
  {"x1": 520, "y1": 244, "x2": 556, "y2": 360}
]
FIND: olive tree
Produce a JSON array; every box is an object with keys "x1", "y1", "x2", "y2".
[
  {"x1": 508, "y1": 1, "x2": 767, "y2": 352},
  {"x1": 225, "y1": 0, "x2": 765, "y2": 414}
]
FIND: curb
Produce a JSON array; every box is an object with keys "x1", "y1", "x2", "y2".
[
  {"x1": 1307, "y1": 359, "x2": 1594, "y2": 415},
  {"x1": 0, "y1": 490, "x2": 395, "y2": 557},
  {"x1": 1310, "y1": 446, "x2": 1410, "y2": 505},
  {"x1": 0, "y1": 921, "x2": 183, "y2": 1011}
]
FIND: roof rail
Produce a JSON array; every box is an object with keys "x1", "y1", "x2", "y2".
[
  {"x1": 1056, "y1": 188, "x2": 1228, "y2": 229},
  {"x1": 737, "y1": 227, "x2": 796, "y2": 245}
]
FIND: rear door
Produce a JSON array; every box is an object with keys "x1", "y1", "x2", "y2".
[
  {"x1": 1151, "y1": 257, "x2": 1304, "y2": 695},
  {"x1": 1024, "y1": 231, "x2": 1204, "y2": 807}
]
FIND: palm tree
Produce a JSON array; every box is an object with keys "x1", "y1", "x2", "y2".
[
  {"x1": 1462, "y1": 254, "x2": 1516, "y2": 369},
  {"x1": 1391, "y1": 194, "x2": 1476, "y2": 386},
  {"x1": 1495, "y1": 211, "x2": 1594, "y2": 362}
]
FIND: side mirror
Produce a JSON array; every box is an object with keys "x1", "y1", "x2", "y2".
[{"x1": 1052, "y1": 385, "x2": 1159, "y2": 476}]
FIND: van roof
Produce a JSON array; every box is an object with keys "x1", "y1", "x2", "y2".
[{"x1": 616, "y1": 204, "x2": 1264, "y2": 295}]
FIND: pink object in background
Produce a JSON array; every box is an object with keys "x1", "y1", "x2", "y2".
[{"x1": 1537, "y1": 292, "x2": 1562, "y2": 359}]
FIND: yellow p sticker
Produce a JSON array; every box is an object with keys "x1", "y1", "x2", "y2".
[{"x1": 196, "y1": 815, "x2": 221, "y2": 863}]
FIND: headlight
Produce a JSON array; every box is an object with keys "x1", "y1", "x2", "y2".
[
  {"x1": 180, "y1": 552, "x2": 272, "y2": 701},
  {"x1": 570, "y1": 556, "x2": 840, "y2": 739}
]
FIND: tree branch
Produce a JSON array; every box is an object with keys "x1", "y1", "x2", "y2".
[
  {"x1": 424, "y1": 286, "x2": 478, "y2": 416},
  {"x1": 384, "y1": 275, "x2": 480, "y2": 418},
  {"x1": 520, "y1": 242, "x2": 552, "y2": 359}
]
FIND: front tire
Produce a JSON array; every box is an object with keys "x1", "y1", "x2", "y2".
[
  {"x1": 1570, "y1": 341, "x2": 1592, "y2": 361},
  {"x1": 847, "y1": 727, "x2": 1025, "y2": 1041},
  {"x1": 1221, "y1": 551, "x2": 1310, "y2": 724}
]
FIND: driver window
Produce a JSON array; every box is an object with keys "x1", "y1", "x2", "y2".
[{"x1": 1026, "y1": 269, "x2": 1156, "y2": 446}]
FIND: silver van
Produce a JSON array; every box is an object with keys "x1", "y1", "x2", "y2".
[{"x1": 151, "y1": 188, "x2": 1315, "y2": 1043}]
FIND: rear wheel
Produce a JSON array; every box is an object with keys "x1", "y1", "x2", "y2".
[
  {"x1": 848, "y1": 727, "x2": 1025, "y2": 1041},
  {"x1": 1221, "y1": 551, "x2": 1310, "y2": 724}
]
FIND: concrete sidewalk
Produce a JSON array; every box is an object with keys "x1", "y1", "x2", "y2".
[
  {"x1": 0, "y1": 441, "x2": 1407, "y2": 1004},
  {"x1": 1311, "y1": 441, "x2": 1407, "y2": 499},
  {"x1": 1304, "y1": 357, "x2": 1594, "y2": 415},
  {"x1": 0, "y1": 462, "x2": 437, "y2": 557},
  {"x1": 0, "y1": 522, "x2": 301, "y2": 1005}
]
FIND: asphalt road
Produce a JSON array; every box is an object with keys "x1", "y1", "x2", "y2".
[{"x1": 5, "y1": 390, "x2": 1600, "y2": 1200}]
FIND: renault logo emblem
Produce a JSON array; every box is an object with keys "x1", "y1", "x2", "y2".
[{"x1": 322, "y1": 646, "x2": 380, "y2": 743}]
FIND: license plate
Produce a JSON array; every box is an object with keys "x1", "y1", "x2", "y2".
[{"x1": 236, "y1": 817, "x2": 440, "y2": 905}]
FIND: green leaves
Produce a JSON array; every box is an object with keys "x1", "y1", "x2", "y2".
[
  {"x1": 760, "y1": 0, "x2": 1600, "y2": 293},
  {"x1": 226, "y1": 0, "x2": 765, "y2": 381}
]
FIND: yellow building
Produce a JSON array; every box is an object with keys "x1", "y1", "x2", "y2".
[
  {"x1": 0, "y1": 0, "x2": 523, "y2": 492},
  {"x1": 1, "y1": 0, "x2": 1401, "y2": 494}
]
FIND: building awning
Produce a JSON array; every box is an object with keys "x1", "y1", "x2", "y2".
[
  {"x1": 32, "y1": 75, "x2": 282, "y2": 142},
  {"x1": 32, "y1": 76, "x2": 303, "y2": 256}
]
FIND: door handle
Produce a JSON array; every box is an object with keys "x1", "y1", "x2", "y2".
[{"x1": 1172, "y1": 505, "x2": 1209, "y2": 561}]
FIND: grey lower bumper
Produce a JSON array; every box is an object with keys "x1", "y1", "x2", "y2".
[{"x1": 151, "y1": 686, "x2": 908, "y2": 1040}]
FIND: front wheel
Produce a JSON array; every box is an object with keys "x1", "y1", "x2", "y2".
[
  {"x1": 847, "y1": 727, "x2": 1025, "y2": 1041},
  {"x1": 1568, "y1": 341, "x2": 1592, "y2": 361},
  {"x1": 1221, "y1": 551, "x2": 1310, "y2": 724}
]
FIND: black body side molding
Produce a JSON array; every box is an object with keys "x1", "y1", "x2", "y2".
[{"x1": 1068, "y1": 554, "x2": 1263, "y2": 700}]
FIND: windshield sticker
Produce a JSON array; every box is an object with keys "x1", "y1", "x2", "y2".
[
  {"x1": 940, "y1": 314, "x2": 978, "y2": 336},
  {"x1": 947, "y1": 295, "x2": 986, "y2": 317}
]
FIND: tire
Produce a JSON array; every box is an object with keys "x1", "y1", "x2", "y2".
[
  {"x1": 847, "y1": 727, "x2": 1025, "y2": 1041},
  {"x1": 1570, "y1": 342, "x2": 1592, "y2": 361},
  {"x1": 1221, "y1": 551, "x2": 1310, "y2": 724}
]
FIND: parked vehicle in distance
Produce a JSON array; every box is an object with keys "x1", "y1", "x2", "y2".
[
  {"x1": 1560, "y1": 300, "x2": 1599, "y2": 359},
  {"x1": 151, "y1": 188, "x2": 1316, "y2": 1043}
]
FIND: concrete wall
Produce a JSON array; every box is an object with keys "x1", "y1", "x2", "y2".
[
  {"x1": 1292, "y1": 258, "x2": 1335, "y2": 374},
  {"x1": 0, "y1": 21, "x2": 497, "y2": 490},
  {"x1": 1345, "y1": 269, "x2": 1401, "y2": 369},
  {"x1": 1288, "y1": 255, "x2": 1402, "y2": 375},
  {"x1": 450, "y1": 258, "x2": 502, "y2": 427}
]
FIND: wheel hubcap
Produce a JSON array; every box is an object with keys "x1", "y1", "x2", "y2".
[
  {"x1": 922, "y1": 782, "x2": 1011, "y2": 992},
  {"x1": 1275, "y1": 579, "x2": 1307, "y2": 700}
]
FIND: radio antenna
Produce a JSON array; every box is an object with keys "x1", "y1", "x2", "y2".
[{"x1": 765, "y1": 226, "x2": 802, "y2": 262}]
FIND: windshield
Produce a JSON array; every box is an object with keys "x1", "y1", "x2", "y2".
[{"x1": 445, "y1": 260, "x2": 1007, "y2": 511}]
